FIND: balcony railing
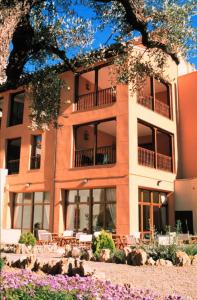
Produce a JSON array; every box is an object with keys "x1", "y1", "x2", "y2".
[
  {"x1": 7, "y1": 159, "x2": 20, "y2": 174},
  {"x1": 74, "y1": 145, "x2": 116, "y2": 167},
  {"x1": 30, "y1": 155, "x2": 41, "y2": 169},
  {"x1": 137, "y1": 96, "x2": 170, "y2": 119},
  {"x1": 138, "y1": 147, "x2": 155, "y2": 168},
  {"x1": 76, "y1": 87, "x2": 116, "y2": 111},
  {"x1": 138, "y1": 147, "x2": 172, "y2": 172}
]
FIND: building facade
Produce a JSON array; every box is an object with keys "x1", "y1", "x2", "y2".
[
  {"x1": 0, "y1": 55, "x2": 180, "y2": 237},
  {"x1": 175, "y1": 71, "x2": 197, "y2": 234}
]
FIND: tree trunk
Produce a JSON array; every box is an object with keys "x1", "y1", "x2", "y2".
[{"x1": 0, "y1": 3, "x2": 30, "y2": 85}]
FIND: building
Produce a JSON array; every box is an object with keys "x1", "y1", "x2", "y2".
[
  {"x1": 0, "y1": 50, "x2": 180, "y2": 238},
  {"x1": 175, "y1": 71, "x2": 197, "y2": 234}
]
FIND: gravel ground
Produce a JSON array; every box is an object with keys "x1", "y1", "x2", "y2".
[{"x1": 84, "y1": 261, "x2": 197, "y2": 300}]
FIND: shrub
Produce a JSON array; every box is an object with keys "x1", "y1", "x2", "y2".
[
  {"x1": 92, "y1": 230, "x2": 115, "y2": 255},
  {"x1": 0, "y1": 257, "x2": 4, "y2": 270},
  {"x1": 145, "y1": 244, "x2": 178, "y2": 264},
  {"x1": 111, "y1": 249, "x2": 126, "y2": 264},
  {"x1": 181, "y1": 244, "x2": 197, "y2": 256},
  {"x1": 19, "y1": 232, "x2": 36, "y2": 246}
]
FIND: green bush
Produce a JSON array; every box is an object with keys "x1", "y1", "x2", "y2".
[
  {"x1": 111, "y1": 249, "x2": 126, "y2": 264},
  {"x1": 0, "y1": 257, "x2": 5, "y2": 270},
  {"x1": 181, "y1": 244, "x2": 197, "y2": 256},
  {"x1": 19, "y1": 232, "x2": 36, "y2": 246},
  {"x1": 144, "y1": 244, "x2": 178, "y2": 264},
  {"x1": 92, "y1": 230, "x2": 115, "y2": 255}
]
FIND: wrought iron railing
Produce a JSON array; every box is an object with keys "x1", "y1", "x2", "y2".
[
  {"x1": 138, "y1": 147, "x2": 172, "y2": 172},
  {"x1": 7, "y1": 159, "x2": 20, "y2": 174},
  {"x1": 76, "y1": 87, "x2": 116, "y2": 111},
  {"x1": 74, "y1": 145, "x2": 116, "y2": 167}
]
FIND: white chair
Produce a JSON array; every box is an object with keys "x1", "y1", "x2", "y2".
[
  {"x1": 79, "y1": 234, "x2": 92, "y2": 249},
  {"x1": 63, "y1": 230, "x2": 73, "y2": 237},
  {"x1": 38, "y1": 230, "x2": 52, "y2": 243},
  {"x1": 76, "y1": 232, "x2": 86, "y2": 239},
  {"x1": 0, "y1": 229, "x2": 21, "y2": 245}
]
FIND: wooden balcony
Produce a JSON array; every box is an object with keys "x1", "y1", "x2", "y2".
[
  {"x1": 76, "y1": 87, "x2": 116, "y2": 111},
  {"x1": 7, "y1": 159, "x2": 20, "y2": 174},
  {"x1": 138, "y1": 147, "x2": 172, "y2": 172},
  {"x1": 137, "y1": 96, "x2": 171, "y2": 119},
  {"x1": 74, "y1": 145, "x2": 116, "y2": 167}
]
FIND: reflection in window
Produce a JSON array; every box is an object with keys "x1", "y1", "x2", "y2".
[
  {"x1": 138, "y1": 189, "x2": 168, "y2": 237},
  {"x1": 30, "y1": 135, "x2": 42, "y2": 169},
  {"x1": 66, "y1": 188, "x2": 116, "y2": 233},
  {"x1": 9, "y1": 92, "x2": 25, "y2": 126},
  {"x1": 6, "y1": 138, "x2": 21, "y2": 174},
  {"x1": 13, "y1": 192, "x2": 50, "y2": 232}
]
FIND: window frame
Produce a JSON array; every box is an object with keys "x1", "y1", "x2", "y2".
[
  {"x1": 138, "y1": 188, "x2": 168, "y2": 238},
  {"x1": 12, "y1": 192, "x2": 50, "y2": 232},
  {"x1": 65, "y1": 188, "x2": 116, "y2": 233},
  {"x1": 8, "y1": 91, "x2": 25, "y2": 127}
]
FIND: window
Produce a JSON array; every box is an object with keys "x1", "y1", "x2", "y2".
[
  {"x1": 138, "y1": 189, "x2": 168, "y2": 238},
  {"x1": 138, "y1": 121, "x2": 174, "y2": 172},
  {"x1": 65, "y1": 188, "x2": 116, "y2": 233},
  {"x1": 30, "y1": 135, "x2": 42, "y2": 169},
  {"x1": 74, "y1": 119, "x2": 116, "y2": 167},
  {"x1": 76, "y1": 65, "x2": 116, "y2": 111},
  {"x1": 8, "y1": 92, "x2": 25, "y2": 126},
  {"x1": 6, "y1": 138, "x2": 21, "y2": 174},
  {"x1": 13, "y1": 192, "x2": 50, "y2": 233},
  {"x1": 138, "y1": 77, "x2": 171, "y2": 119},
  {"x1": 0, "y1": 97, "x2": 3, "y2": 128}
]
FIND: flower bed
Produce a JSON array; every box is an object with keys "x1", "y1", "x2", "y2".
[{"x1": 1, "y1": 270, "x2": 184, "y2": 300}]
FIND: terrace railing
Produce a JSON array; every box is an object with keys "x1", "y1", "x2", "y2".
[
  {"x1": 76, "y1": 87, "x2": 116, "y2": 111},
  {"x1": 138, "y1": 147, "x2": 173, "y2": 172},
  {"x1": 74, "y1": 145, "x2": 116, "y2": 167},
  {"x1": 137, "y1": 96, "x2": 171, "y2": 119}
]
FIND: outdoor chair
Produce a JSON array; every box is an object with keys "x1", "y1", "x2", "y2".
[
  {"x1": 78, "y1": 234, "x2": 92, "y2": 249},
  {"x1": 0, "y1": 228, "x2": 21, "y2": 245},
  {"x1": 63, "y1": 230, "x2": 74, "y2": 237},
  {"x1": 38, "y1": 230, "x2": 53, "y2": 244}
]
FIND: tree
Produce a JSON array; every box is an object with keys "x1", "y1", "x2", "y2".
[{"x1": 0, "y1": 0, "x2": 196, "y2": 128}]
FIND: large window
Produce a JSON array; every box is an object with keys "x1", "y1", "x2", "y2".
[
  {"x1": 76, "y1": 65, "x2": 116, "y2": 111},
  {"x1": 65, "y1": 188, "x2": 116, "y2": 233},
  {"x1": 30, "y1": 135, "x2": 42, "y2": 169},
  {"x1": 138, "y1": 121, "x2": 174, "y2": 172},
  {"x1": 74, "y1": 119, "x2": 116, "y2": 167},
  {"x1": 8, "y1": 92, "x2": 25, "y2": 126},
  {"x1": 137, "y1": 77, "x2": 171, "y2": 119},
  {"x1": 13, "y1": 192, "x2": 50, "y2": 233},
  {"x1": 6, "y1": 138, "x2": 21, "y2": 175},
  {"x1": 138, "y1": 189, "x2": 168, "y2": 238}
]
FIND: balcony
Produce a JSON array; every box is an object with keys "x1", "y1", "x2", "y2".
[
  {"x1": 137, "y1": 77, "x2": 171, "y2": 119},
  {"x1": 75, "y1": 145, "x2": 116, "y2": 167},
  {"x1": 7, "y1": 159, "x2": 20, "y2": 175},
  {"x1": 138, "y1": 147, "x2": 172, "y2": 172},
  {"x1": 138, "y1": 96, "x2": 170, "y2": 119},
  {"x1": 76, "y1": 87, "x2": 116, "y2": 111}
]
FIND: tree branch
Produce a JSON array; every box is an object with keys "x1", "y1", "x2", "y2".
[{"x1": 95, "y1": 0, "x2": 179, "y2": 64}]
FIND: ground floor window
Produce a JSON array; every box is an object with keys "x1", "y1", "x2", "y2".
[
  {"x1": 13, "y1": 192, "x2": 50, "y2": 233},
  {"x1": 65, "y1": 188, "x2": 116, "y2": 233},
  {"x1": 138, "y1": 189, "x2": 168, "y2": 238}
]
